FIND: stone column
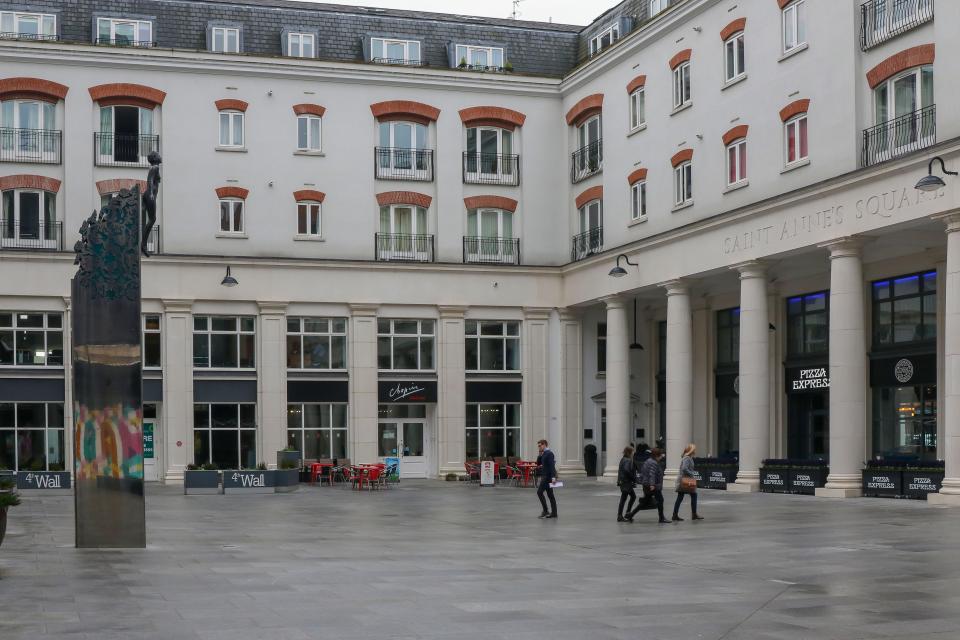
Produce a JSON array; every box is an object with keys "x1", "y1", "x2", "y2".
[
  {"x1": 523, "y1": 308, "x2": 551, "y2": 460},
  {"x1": 817, "y1": 238, "x2": 866, "y2": 498},
  {"x1": 662, "y1": 281, "x2": 692, "y2": 484},
  {"x1": 602, "y1": 296, "x2": 630, "y2": 478},
  {"x1": 349, "y1": 304, "x2": 379, "y2": 465},
  {"x1": 558, "y1": 310, "x2": 585, "y2": 475},
  {"x1": 930, "y1": 214, "x2": 960, "y2": 505},
  {"x1": 257, "y1": 302, "x2": 288, "y2": 468},
  {"x1": 161, "y1": 299, "x2": 193, "y2": 484},
  {"x1": 437, "y1": 306, "x2": 467, "y2": 476},
  {"x1": 730, "y1": 262, "x2": 769, "y2": 492}
]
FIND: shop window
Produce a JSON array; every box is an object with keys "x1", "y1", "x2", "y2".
[
  {"x1": 377, "y1": 318, "x2": 434, "y2": 370},
  {"x1": 871, "y1": 384, "x2": 936, "y2": 461},
  {"x1": 787, "y1": 291, "x2": 828, "y2": 356},
  {"x1": 597, "y1": 322, "x2": 606, "y2": 373},
  {"x1": 286, "y1": 317, "x2": 347, "y2": 370},
  {"x1": 142, "y1": 314, "x2": 161, "y2": 368},
  {"x1": 192, "y1": 315, "x2": 255, "y2": 368},
  {"x1": 716, "y1": 307, "x2": 739, "y2": 365},
  {"x1": 465, "y1": 403, "x2": 520, "y2": 459},
  {"x1": 465, "y1": 321, "x2": 520, "y2": 372},
  {"x1": 0, "y1": 311, "x2": 62, "y2": 366},
  {"x1": 287, "y1": 403, "x2": 347, "y2": 460},
  {"x1": 0, "y1": 402, "x2": 64, "y2": 471},
  {"x1": 872, "y1": 271, "x2": 936, "y2": 347},
  {"x1": 193, "y1": 403, "x2": 256, "y2": 469}
]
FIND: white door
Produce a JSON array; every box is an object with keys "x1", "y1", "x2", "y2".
[
  {"x1": 143, "y1": 419, "x2": 158, "y2": 481},
  {"x1": 378, "y1": 420, "x2": 428, "y2": 478}
]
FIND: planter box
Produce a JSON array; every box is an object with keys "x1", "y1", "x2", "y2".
[
  {"x1": 862, "y1": 470, "x2": 903, "y2": 497},
  {"x1": 184, "y1": 470, "x2": 221, "y2": 495},
  {"x1": 277, "y1": 450, "x2": 302, "y2": 468},
  {"x1": 17, "y1": 471, "x2": 71, "y2": 490},
  {"x1": 903, "y1": 471, "x2": 943, "y2": 499},
  {"x1": 223, "y1": 470, "x2": 274, "y2": 494},
  {"x1": 788, "y1": 468, "x2": 828, "y2": 495},
  {"x1": 274, "y1": 469, "x2": 300, "y2": 493},
  {"x1": 759, "y1": 468, "x2": 789, "y2": 493},
  {"x1": 704, "y1": 467, "x2": 737, "y2": 490}
]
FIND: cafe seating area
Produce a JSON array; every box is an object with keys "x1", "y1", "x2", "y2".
[
  {"x1": 303, "y1": 458, "x2": 400, "y2": 491},
  {"x1": 464, "y1": 457, "x2": 540, "y2": 487}
]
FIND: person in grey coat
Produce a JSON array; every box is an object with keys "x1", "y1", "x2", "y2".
[
  {"x1": 630, "y1": 447, "x2": 669, "y2": 523},
  {"x1": 672, "y1": 443, "x2": 704, "y2": 521}
]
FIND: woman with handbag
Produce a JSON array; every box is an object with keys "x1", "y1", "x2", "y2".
[{"x1": 672, "y1": 443, "x2": 704, "y2": 522}]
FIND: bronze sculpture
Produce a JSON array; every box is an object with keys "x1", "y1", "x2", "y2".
[{"x1": 141, "y1": 151, "x2": 161, "y2": 256}]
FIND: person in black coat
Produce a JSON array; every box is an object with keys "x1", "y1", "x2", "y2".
[
  {"x1": 630, "y1": 447, "x2": 670, "y2": 523},
  {"x1": 535, "y1": 439, "x2": 558, "y2": 519},
  {"x1": 617, "y1": 446, "x2": 637, "y2": 522}
]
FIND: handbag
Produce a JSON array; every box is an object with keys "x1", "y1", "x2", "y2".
[{"x1": 679, "y1": 476, "x2": 697, "y2": 493}]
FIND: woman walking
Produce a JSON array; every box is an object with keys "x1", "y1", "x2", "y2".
[
  {"x1": 672, "y1": 443, "x2": 704, "y2": 522},
  {"x1": 617, "y1": 446, "x2": 637, "y2": 522}
]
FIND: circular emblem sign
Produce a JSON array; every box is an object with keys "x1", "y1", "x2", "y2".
[{"x1": 894, "y1": 359, "x2": 914, "y2": 384}]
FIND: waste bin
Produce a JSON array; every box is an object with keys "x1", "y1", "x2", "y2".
[{"x1": 584, "y1": 444, "x2": 598, "y2": 477}]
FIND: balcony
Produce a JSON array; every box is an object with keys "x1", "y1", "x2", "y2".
[
  {"x1": 0, "y1": 128, "x2": 61, "y2": 164},
  {"x1": 0, "y1": 32, "x2": 59, "y2": 42},
  {"x1": 95, "y1": 37, "x2": 156, "y2": 48},
  {"x1": 462, "y1": 153, "x2": 520, "y2": 186},
  {"x1": 375, "y1": 233, "x2": 434, "y2": 262},
  {"x1": 463, "y1": 236, "x2": 520, "y2": 265},
  {"x1": 374, "y1": 147, "x2": 434, "y2": 181},
  {"x1": 0, "y1": 219, "x2": 62, "y2": 251},
  {"x1": 861, "y1": 105, "x2": 935, "y2": 168},
  {"x1": 145, "y1": 224, "x2": 161, "y2": 255},
  {"x1": 861, "y1": 0, "x2": 933, "y2": 50},
  {"x1": 571, "y1": 139, "x2": 602, "y2": 183},
  {"x1": 372, "y1": 57, "x2": 429, "y2": 67},
  {"x1": 94, "y1": 133, "x2": 160, "y2": 168},
  {"x1": 570, "y1": 227, "x2": 603, "y2": 262}
]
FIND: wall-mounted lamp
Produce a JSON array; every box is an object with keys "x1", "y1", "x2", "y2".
[
  {"x1": 608, "y1": 254, "x2": 638, "y2": 278},
  {"x1": 915, "y1": 156, "x2": 957, "y2": 192},
  {"x1": 221, "y1": 266, "x2": 239, "y2": 287}
]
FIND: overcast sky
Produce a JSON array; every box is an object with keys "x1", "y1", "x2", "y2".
[{"x1": 311, "y1": 0, "x2": 607, "y2": 26}]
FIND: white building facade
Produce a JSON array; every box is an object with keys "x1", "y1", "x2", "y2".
[{"x1": 2, "y1": 0, "x2": 960, "y2": 502}]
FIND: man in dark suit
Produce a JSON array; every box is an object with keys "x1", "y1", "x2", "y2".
[{"x1": 535, "y1": 439, "x2": 558, "y2": 519}]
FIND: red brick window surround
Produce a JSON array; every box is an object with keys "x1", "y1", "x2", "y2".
[
  {"x1": 565, "y1": 94, "x2": 603, "y2": 127},
  {"x1": 626, "y1": 76, "x2": 646, "y2": 94},
  {"x1": 370, "y1": 101, "x2": 440, "y2": 126},
  {"x1": 0, "y1": 77, "x2": 69, "y2": 103},
  {"x1": 215, "y1": 99, "x2": 248, "y2": 112},
  {"x1": 670, "y1": 149, "x2": 693, "y2": 167},
  {"x1": 627, "y1": 168, "x2": 647, "y2": 185},
  {"x1": 668, "y1": 49, "x2": 692, "y2": 70},
  {"x1": 376, "y1": 191, "x2": 432, "y2": 208},
  {"x1": 575, "y1": 185, "x2": 603, "y2": 210},
  {"x1": 88, "y1": 83, "x2": 166, "y2": 109},
  {"x1": 293, "y1": 189, "x2": 325, "y2": 203},
  {"x1": 0, "y1": 175, "x2": 61, "y2": 192},
  {"x1": 459, "y1": 106, "x2": 526, "y2": 131},
  {"x1": 215, "y1": 186, "x2": 248, "y2": 200},
  {"x1": 292, "y1": 104, "x2": 326, "y2": 117},
  {"x1": 779, "y1": 99, "x2": 810, "y2": 123},
  {"x1": 96, "y1": 179, "x2": 147, "y2": 195},
  {"x1": 720, "y1": 18, "x2": 746, "y2": 41},
  {"x1": 722, "y1": 125, "x2": 749, "y2": 146},
  {"x1": 866, "y1": 44, "x2": 935, "y2": 89},
  {"x1": 463, "y1": 195, "x2": 517, "y2": 212}
]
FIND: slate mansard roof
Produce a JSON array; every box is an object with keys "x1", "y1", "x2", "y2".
[{"x1": 15, "y1": 0, "x2": 588, "y2": 77}]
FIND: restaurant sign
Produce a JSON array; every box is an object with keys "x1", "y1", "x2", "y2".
[
  {"x1": 785, "y1": 366, "x2": 830, "y2": 394},
  {"x1": 378, "y1": 380, "x2": 438, "y2": 403}
]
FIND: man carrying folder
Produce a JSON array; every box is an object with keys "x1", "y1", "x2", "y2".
[{"x1": 535, "y1": 439, "x2": 558, "y2": 519}]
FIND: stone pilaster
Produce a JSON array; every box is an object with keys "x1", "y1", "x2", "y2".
[
  {"x1": 438, "y1": 305, "x2": 467, "y2": 476},
  {"x1": 523, "y1": 307, "x2": 551, "y2": 460},
  {"x1": 602, "y1": 295, "x2": 630, "y2": 478},
  {"x1": 161, "y1": 299, "x2": 193, "y2": 483},
  {"x1": 817, "y1": 239, "x2": 866, "y2": 498},
  {"x1": 662, "y1": 281, "x2": 692, "y2": 486},
  {"x1": 61, "y1": 296, "x2": 74, "y2": 479},
  {"x1": 730, "y1": 261, "x2": 769, "y2": 493},
  {"x1": 558, "y1": 309, "x2": 585, "y2": 476},
  {"x1": 257, "y1": 302, "x2": 288, "y2": 468},
  {"x1": 349, "y1": 304, "x2": 379, "y2": 465}
]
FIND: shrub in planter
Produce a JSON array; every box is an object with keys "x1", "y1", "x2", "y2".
[
  {"x1": 902, "y1": 460, "x2": 944, "y2": 499},
  {"x1": 184, "y1": 463, "x2": 221, "y2": 495},
  {"x1": 459, "y1": 57, "x2": 467, "y2": 68},
  {"x1": 277, "y1": 449, "x2": 301, "y2": 469},
  {"x1": 503, "y1": 60, "x2": 514, "y2": 72},
  {"x1": 1, "y1": 481, "x2": 22, "y2": 547},
  {"x1": 862, "y1": 459, "x2": 906, "y2": 497}
]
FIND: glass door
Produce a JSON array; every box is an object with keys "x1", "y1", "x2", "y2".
[
  {"x1": 378, "y1": 420, "x2": 427, "y2": 478},
  {"x1": 467, "y1": 208, "x2": 512, "y2": 262}
]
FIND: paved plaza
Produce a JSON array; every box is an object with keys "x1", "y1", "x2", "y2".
[{"x1": 2, "y1": 480, "x2": 960, "y2": 640}]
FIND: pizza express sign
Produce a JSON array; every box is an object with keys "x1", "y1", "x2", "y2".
[
  {"x1": 786, "y1": 366, "x2": 830, "y2": 394},
  {"x1": 378, "y1": 380, "x2": 438, "y2": 403}
]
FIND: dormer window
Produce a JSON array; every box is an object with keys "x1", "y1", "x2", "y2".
[
  {"x1": 0, "y1": 11, "x2": 56, "y2": 40},
  {"x1": 212, "y1": 27, "x2": 240, "y2": 53},
  {"x1": 455, "y1": 45, "x2": 504, "y2": 71},
  {"x1": 589, "y1": 23, "x2": 620, "y2": 57},
  {"x1": 371, "y1": 38, "x2": 421, "y2": 65},
  {"x1": 96, "y1": 17, "x2": 153, "y2": 47},
  {"x1": 287, "y1": 32, "x2": 314, "y2": 58}
]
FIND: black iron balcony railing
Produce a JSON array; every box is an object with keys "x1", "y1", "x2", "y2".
[
  {"x1": 462, "y1": 153, "x2": 521, "y2": 186},
  {"x1": 375, "y1": 233, "x2": 434, "y2": 262},
  {"x1": 372, "y1": 57, "x2": 429, "y2": 67},
  {"x1": 860, "y1": 0, "x2": 933, "y2": 50},
  {"x1": 0, "y1": 220, "x2": 62, "y2": 251},
  {"x1": 463, "y1": 236, "x2": 521, "y2": 265},
  {"x1": 861, "y1": 104, "x2": 935, "y2": 168},
  {"x1": 570, "y1": 227, "x2": 603, "y2": 262},
  {"x1": 571, "y1": 139, "x2": 603, "y2": 183},
  {"x1": 0, "y1": 32, "x2": 60, "y2": 42},
  {"x1": 0, "y1": 128, "x2": 61, "y2": 164},
  {"x1": 374, "y1": 147, "x2": 434, "y2": 181},
  {"x1": 94, "y1": 133, "x2": 160, "y2": 167},
  {"x1": 95, "y1": 37, "x2": 156, "y2": 47},
  {"x1": 145, "y1": 224, "x2": 161, "y2": 255}
]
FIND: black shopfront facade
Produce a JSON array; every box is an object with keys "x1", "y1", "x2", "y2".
[
  {"x1": 785, "y1": 291, "x2": 830, "y2": 460},
  {"x1": 870, "y1": 270, "x2": 938, "y2": 462}
]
